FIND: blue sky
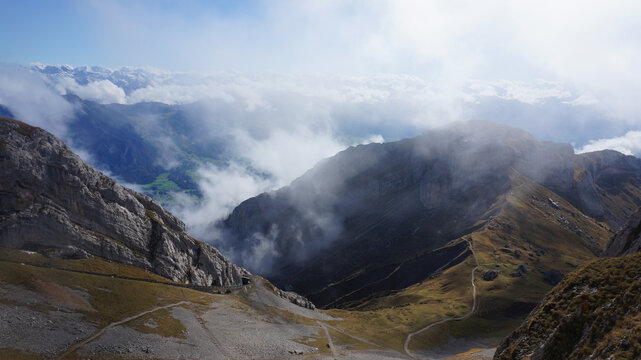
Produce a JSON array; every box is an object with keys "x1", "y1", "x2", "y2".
[
  {"x1": 2, "y1": 0, "x2": 640, "y2": 81},
  {"x1": 0, "y1": 1, "x2": 268, "y2": 70},
  {"x1": 3, "y1": 0, "x2": 641, "y2": 139}
]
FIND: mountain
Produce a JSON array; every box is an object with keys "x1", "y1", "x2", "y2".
[
  {"x1": 602, "y1": 208, "x2": 641, "y2": 256},
  {"x1": 0, "y1": 116, "x2": 244, "y2": 286},
  {"x1": 5, "y1": 115, "x2": 640, "y2": 358},
  {"x1": 1, "y1": 116, "x2": 395, "y2": 359},
  {"x1": 62, "y1": 95, "x2": 236, "y2": 202},
  {"x1": 216, "y1": 121, "x2": 641, "y2": 353},
  {"x1": 494, "y1": 208, "x2": 641, "y2": 359},
  {"x1": 32, "y1": 63, "x2": 157, "y2": 95},
  {"x1": 223, "y1": 121, "x2": 641, "y2": 302}
]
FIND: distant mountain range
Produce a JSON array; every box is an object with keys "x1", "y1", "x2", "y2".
[
  {"x1": 63, "y1": 94, "x2": 234, "y2": 201},
  {"x1": 32, "y1": 63, "x2": 158, "y2": 95}
]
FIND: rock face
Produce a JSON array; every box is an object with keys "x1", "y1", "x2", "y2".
[
  {"x1": 0, "y1": 117, "x2": 247, "y2": 287},
  {"x1": 494, "y1": 209, "x2": 641, "y2": 360},
  {"x1": 603, "y1": 208, "x2": 641, "y2": 257},
  {"x1": 276, "y1": 289, "x2": 316, "y2": 310},
  {"x1": 221, "y1": 120, "x2": 641, "y2": 307}
]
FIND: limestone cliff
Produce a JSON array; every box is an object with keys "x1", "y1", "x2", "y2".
[{"x1": 0, "y1": 117, "x2": 247, "y2": 287}]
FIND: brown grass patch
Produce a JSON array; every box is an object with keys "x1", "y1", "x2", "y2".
[{"x1": 33, "y1": 280, "x2": 95, "y2": 312}]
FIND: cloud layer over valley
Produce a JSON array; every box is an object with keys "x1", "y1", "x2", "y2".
[{"x1": 2, "y1": 65, "x2": 641, "y2": 235}]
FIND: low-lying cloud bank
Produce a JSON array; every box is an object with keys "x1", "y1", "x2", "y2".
[
  {"x1": 0, "y1": 65, "x2": 73, "y2": 137},
  {"x1": 169, "y1": 127, "x2": 350, "y2": 239},
  {"x1": 577, "y1": 131, "x2": 641, "y2": 157},
  {"x1": 32, "y1": 63, "x2": 628, "y2": 143},
  {"x1": 3, "y1": 63, "x2": 641, "y2": 269}
]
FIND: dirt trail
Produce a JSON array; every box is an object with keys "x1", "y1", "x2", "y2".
[
  {"x1": 318, "y1": 321, "x2": 338, "y2": 358},
  {"x1": 403, "y1": 240, "x2": 480, "y2": 359},
  {"x1": 56, "y1": 301, "x2": 189, "y2": 359}
]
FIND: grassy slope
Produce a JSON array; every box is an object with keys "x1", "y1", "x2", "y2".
[
  {"x1": 326, "y1": 170, "x2": 613, "y2": 353},
  {"x1": 495, "y1": 252, "x2": 641, "y2": 359},
  {"x1": 0, "y1": 250, "x2": 380, "y2": 359}
]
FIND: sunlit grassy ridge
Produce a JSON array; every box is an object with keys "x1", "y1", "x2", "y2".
[{"x1": 325, "y1": 170, "x2": 612, "y2": 353}]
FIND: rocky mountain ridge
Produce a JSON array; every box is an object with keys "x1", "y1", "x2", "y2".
[
  {"x1": 0, "y1": 116, "x2": 246, "y2": 287},
  {"x1": 493, "y1": 209, "x2": 641, "y2": 359},
  {"x1": 221, "y1": 121, "x2": 641, "y2": 307}
]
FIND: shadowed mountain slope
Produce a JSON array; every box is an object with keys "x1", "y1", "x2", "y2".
[{"x1": 221, "y1": 121, "x2": 641, "y2": 308}]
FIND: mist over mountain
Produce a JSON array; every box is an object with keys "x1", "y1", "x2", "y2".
[
  {"x1": 5, "y1": 1, "x2": 641, "y2": 358},
  {"x1": 3, "y1": 64, "x2": 640, "y2": 244},
  {"x1": 220, "y1": 121, "x2": 641, "y2": 307}
]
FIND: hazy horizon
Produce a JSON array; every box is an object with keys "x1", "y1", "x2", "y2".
[{"x1": 3, "y1": 0, "x2": 641, "y2": 253}]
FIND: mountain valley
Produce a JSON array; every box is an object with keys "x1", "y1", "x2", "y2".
[{"x1": 2, "y1": 116, "x2": 641, "y2": 359}]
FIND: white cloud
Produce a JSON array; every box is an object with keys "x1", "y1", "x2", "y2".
[
  {"x1": 577, "y1": 131, "x2": 641, "y2": 156},
  {"x1": 361, "y1": 134, "x2": 385, "y2": 145},
  {"x1": 233, "y1": 127, "x2": 346, "y2": 187},
  {"x1": 38, "y1": 67, "x2": 599, "y2": 140},
  {"x1": 564, "y1": 93, "x2": 599, "y2": 107},
  {"x1": 0, "y1": 64, "x2": 73, "y2": 137},
  {"x1": 170, "y1": 162, "x2": 274, "y2": 237},
  {"x1": 466, "y1": 80, "x2": 572, "y2": 105},
  {"x1": 53, "y1": 77, "x2": 126, "y2": 104}
]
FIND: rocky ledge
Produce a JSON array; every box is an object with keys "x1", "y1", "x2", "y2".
[
  {"x1": 0, "y1": 117, "x2": 247, "y2": 287},
  {"x1": 277, "y1": 289, "x2": 316, "y2": 310}
]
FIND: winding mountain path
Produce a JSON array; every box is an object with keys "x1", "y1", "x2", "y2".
[
  {"x1": 403, "y1": 240, "x2": 481, "y2": 359},
  {"x1": 318, "y1": 321, "x2": 338, "y2": 358},
  {"x1": 56, "y1": 301, "x2": 190, "y2": 359}
]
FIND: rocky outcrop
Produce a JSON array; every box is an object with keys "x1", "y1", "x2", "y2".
[
  {"x1": 0, "y1": 117, "x2": 247, "y2": 287},
  {"x1": 277, "y1": 289, "x2": 316, "y2": 310},
  {"x1": 483, "y1": 269, "x2": 500, "y2": 281},
  {"x1": 603, "y1": 208, "x2": 641, "y2": 257},
  {"x1": 509, "y1": 265, "x2": 528, "y2": 277},
  {"x1": 494, "y1": 251, "x2": 641, "y2": 360}
]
